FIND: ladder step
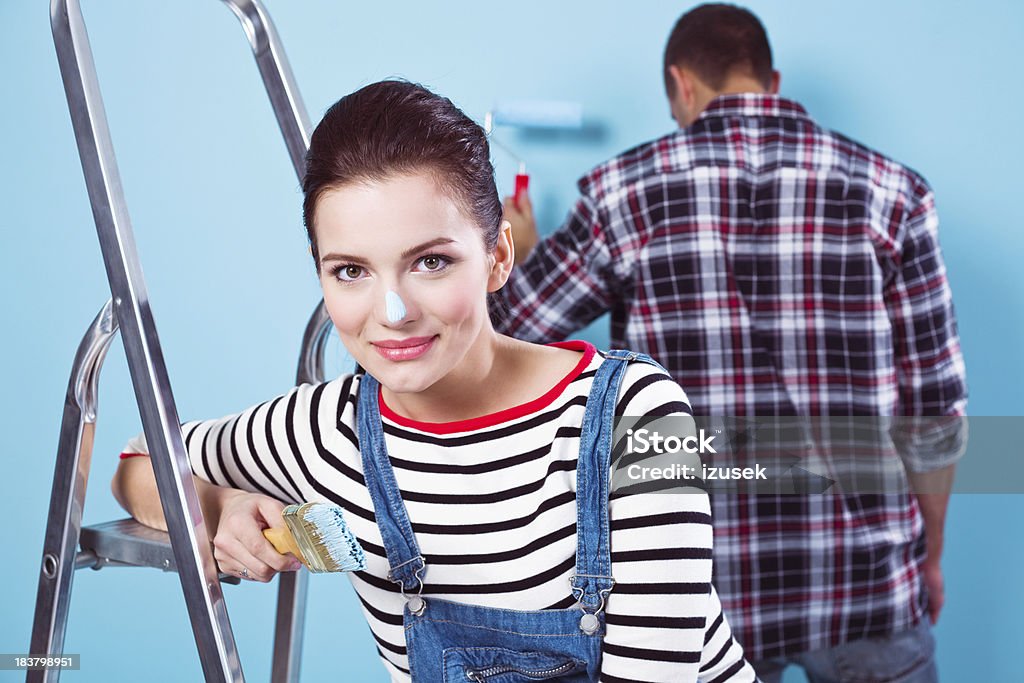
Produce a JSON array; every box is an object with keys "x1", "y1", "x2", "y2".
[{"x1": 79, "y1": 519, "x2": 241, "y2": 584}]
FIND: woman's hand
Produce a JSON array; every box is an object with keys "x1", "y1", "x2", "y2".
[
  {"x1": 112, "y1": 455, "x2": 301, "y2": 581},
  {"x1": 212, "y1": 491, "x2": 304, "y2": 582}
]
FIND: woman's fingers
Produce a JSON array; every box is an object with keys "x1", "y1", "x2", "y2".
[
  {"x1": 212, "y1": 492, "x2": 299, "y2": 580},
  {"x1": 253, "y1": 497, "x2": 305, "y2": 572},
  {"x1": 214, "y1": 539, "x2": 274, "y2": 582}
]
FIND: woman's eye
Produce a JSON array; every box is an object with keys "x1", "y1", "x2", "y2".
[
  {"x1": 417, "y1": 255, "x2": 448, "y2": 272},
  {"x1": 335, "y1": 265, "x2": 364, "y2": 281}
]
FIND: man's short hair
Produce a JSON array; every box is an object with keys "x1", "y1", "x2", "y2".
[{"x1": 664, "y1": 3, "x2": 774, "y2": 96}]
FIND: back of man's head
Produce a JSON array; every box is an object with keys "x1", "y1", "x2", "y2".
[{"x1": 664, "y1": 4, "x2": 774, "y2": 97}]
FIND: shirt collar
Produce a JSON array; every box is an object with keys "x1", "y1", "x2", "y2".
[{"x1": 695, "y1": 93, "x2": 811, "y2": 123}]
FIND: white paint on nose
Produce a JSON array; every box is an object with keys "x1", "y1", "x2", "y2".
[{"x1": 385, "y1": 290, "x2": 407, "y2": 324}]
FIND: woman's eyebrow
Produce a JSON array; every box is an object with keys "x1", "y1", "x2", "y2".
[
  {"x1": 319, "y1": 238, "x2": 458, "y2": 268},
  {"x1": 400, "y1": 237, "x2": 456, "y2": 259},
  {"x1": 319, "y1": 252, "x2": 369, "y2": 266}
]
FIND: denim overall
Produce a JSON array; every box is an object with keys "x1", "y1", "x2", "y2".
[{"x1": 357, "y1": 350, "x2": 658, "y2": 682}]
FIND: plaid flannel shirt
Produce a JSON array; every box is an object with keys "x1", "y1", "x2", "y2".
[{"x1": 494, "y1": 94, "x2": 968, "y2": 659}]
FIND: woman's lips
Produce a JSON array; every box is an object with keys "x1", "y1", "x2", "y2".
[{"x1": 372, "y1": 336, "x2": 437, "y2": 362}]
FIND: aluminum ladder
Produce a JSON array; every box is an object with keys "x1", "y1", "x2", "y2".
[{"x1": 29, "y1": 1, "x2": 334, "y2": 680}]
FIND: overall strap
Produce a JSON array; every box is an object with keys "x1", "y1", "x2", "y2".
[
  {"x1": 356, "y1": 373, "x2": 425, "y2": 596},
  {"x1": 571, "y1": 349, "x2": 661, "y2": 614}
]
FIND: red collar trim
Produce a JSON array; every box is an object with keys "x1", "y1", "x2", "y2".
[{"x1": 378, "y1": 340, "x2": 596, "y2": 434}]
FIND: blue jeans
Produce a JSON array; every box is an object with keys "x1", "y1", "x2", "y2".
[{"x1": 752, "y1": 619, "x2": 937, "y2": 683}]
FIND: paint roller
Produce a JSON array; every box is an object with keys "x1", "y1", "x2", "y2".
[{"x1": 484, "y1": 100, "x2": 583, "y2": 204}]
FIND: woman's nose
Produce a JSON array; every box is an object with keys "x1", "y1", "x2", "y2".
[{"x1": 380, "y1": 288, "x2": 411, "y2": 326}]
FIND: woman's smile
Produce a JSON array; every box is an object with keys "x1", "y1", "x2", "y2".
[{"x1": 371, "y1": 335, "x2": 438, "y2": 362}]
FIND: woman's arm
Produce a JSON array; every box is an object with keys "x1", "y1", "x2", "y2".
[
  {"x1": 602, "y1": 362, "x2": 759, "y2": 682},
  {"x1": 110, "y1": 452, "x2": 300, "y2": 582},
  {"x1": 108, "y1": 379, "x2": 345, "y2": 580},
  {"x1": 697, "y1": 585, "x2": 756, "y2": 682},
  {"x1": 111, "y1": 454, "x2": 244, "y2": 534}
]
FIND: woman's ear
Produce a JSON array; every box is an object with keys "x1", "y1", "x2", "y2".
[{"x1": 487, "y1": 220, "x2": 515, "y2": 292}]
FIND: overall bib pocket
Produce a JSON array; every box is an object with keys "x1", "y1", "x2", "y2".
[{"x1": 445, "y1": 647, "x2": 584, "y2": 682}]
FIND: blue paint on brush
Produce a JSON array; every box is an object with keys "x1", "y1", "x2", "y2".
[
  {"x1": 300, "y1": 503, "x2": 366, "y2": 572},
  {"x1": 385, "y1": 290, "x2": 406, "y2": 323},
  {"x1": 286, "y1": 502, "x2": 367, "y2": 573}
]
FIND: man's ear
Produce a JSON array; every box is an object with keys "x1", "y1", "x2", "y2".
[
  {"x1": 487, "y1": 220, "x2": 515, "y2": 292},
  {"x1": 668, "y1": 64, "x2": 695, "y2": 126},
  {"x1": 769, "y1": 70, "x2": 781, "y2": 94}
]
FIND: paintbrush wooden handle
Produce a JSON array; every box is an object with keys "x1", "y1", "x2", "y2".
[{"x1": 263, "y1": 527, "x2": 307, "y2": 565}]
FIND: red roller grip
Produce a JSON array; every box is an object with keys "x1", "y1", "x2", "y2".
[{"x1": 514, "y1": 173, "x2": 530, "y2": 206}]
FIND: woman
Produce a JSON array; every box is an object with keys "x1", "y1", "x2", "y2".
[{"x1": 113, "y1": 80, "x2": 758, "y2": 682}]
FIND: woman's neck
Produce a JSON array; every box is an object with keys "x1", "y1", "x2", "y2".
[
  {"x1": 380, "y1": 330, "x2": 513, "y2": 423},
  {"x1": 379, "y1": 334, "x2": 584, "y2": 426}
]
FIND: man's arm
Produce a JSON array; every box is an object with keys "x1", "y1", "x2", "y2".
[
  {"x1": 885, "y1": 180, "x2": 968, "y2": 624},
  {"x1": 494, "y1": 192, "x2": 622, "y2": 342},
  {"x1": 906, "y1": 464, "x2": 955, "y2": 624}
]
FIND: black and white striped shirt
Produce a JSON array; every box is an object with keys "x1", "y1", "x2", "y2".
[{"x1": 124, "y1": 342, "x2": 757, "y2": 682}]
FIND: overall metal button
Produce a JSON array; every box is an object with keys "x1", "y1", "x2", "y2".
[
  {"x1": 407, "y1": 596, "x2": 426, "y2": 616},
  {"x1": 579, "y1": 613, "x2": 600, "y2": 634}
]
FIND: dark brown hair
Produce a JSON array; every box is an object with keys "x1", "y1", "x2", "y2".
[
  {"x1": 302, "y1": 80, "x2": 503, "y2": 268},
  {"x1": 663, "y1": 3, "x2": 774, "y2": 96}
]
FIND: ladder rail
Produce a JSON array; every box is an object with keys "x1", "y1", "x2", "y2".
[
  {"x1": 221, "y1": 0, "x2": 312, "y2": 178},
  {"x1": 28, "y1": 300, "x2": 331, "y2": 682},
  {"x1": 296, "y1": 302, "x2": 333, "y2": 387},
  {"x1": 49, "y1": 1, "x2": 245, "y2": 680},
  {"x1": 217, "y1": 3, "x2": 319, "y2": 680},
  {"x1": 268, "y1": 300, "x2": 330, "y2": 683},
  {"x1": 43, "y1": 1, "x2": 328, "y2": 680},
  {"x1": 28, "y1": 301, "x2": 117, "y2": 683}
]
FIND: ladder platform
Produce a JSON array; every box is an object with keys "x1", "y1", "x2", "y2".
[{"x1": 79, "y1": 519, "x2": 241, "y2": 584}]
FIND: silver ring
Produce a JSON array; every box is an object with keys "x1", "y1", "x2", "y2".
[{"x1": 240, "y1": 567, "x2": 249, "y2": 579}]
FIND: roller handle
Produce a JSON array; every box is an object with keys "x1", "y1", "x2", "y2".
[{"x1": 514, "y1": 173, "x2": 530, "y2": 206}]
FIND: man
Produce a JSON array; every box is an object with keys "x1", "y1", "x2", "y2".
[{"x1": 494, "y1": 4, "x2": 967, "y2": 682}]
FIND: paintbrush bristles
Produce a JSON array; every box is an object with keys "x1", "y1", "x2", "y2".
[{"x1": 282, "y1": 502, "x2": 367, "y2": 574}]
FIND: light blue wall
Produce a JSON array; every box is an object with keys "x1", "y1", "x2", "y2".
[{"x1": 2, "y1": 1, "x2": 1021, "y2": 681}]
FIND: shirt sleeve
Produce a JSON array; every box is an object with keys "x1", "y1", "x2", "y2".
[
  {"x1": 493, "y1": 193, "x2": 619, "y2": 342},
  {"x1": 119, "y1": 379, "x2": 353, "y2": 505},
  {"x1": 884, "y1": 181, "x2": 968, "y2": 471},
  {"x1": 600, "y1": 362, "x2": 758, "y2": 682}
]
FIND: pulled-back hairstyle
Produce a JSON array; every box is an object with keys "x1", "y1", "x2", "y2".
[
  {"x1": 663, "y1": 3, "x2": 773, "y2": 96},
  {"x1": 302, "y1": 80, "x2": 502, "y2": 268}
]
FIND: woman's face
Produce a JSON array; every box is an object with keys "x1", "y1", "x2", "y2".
[{"x1": 314, "y1": 172, "x2": 508, "y2": 395}]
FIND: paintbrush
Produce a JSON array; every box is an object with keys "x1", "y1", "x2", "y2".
[{"x1": 262, "y1": 502, "x2": 366, "y2": 573}]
